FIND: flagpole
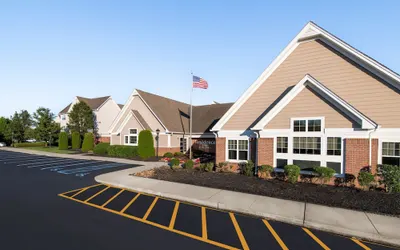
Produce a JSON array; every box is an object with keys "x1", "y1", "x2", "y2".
[{"x1": 189, "y1": 71, "x2": 193, "y2": 160}]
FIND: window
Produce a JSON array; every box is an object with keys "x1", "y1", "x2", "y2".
[
  {"x1": 382, "y1": 142, "x2": 400, "y2": 166},
  {"x1": 308, "y1": 119, "x2": 321, "y2": 132},
  {"x1": 293, "y1": 160, "x2": 320, "y2": 171},
  {"x1": 228, "y1": 139, "x2": 248, "y2": 161},
  {"x1": 327, "y1": 162, "x2": 341, "y2": 174},
  {"x1": 293, "y1": 137, "x2": 321, "y2": 155},
  {"x1": 293, "y1": 120, "x2": 306, "y2": 132},
  {"x1": 276, "y1": 159, "x2": 287, "y2": 169},
  {"x1": 61, "y1": 114, "x2": 66, "y2": 120},
  {"x1": 124, "y1": 128, "x2": 138, "y2": 146},
  {"x1": 327, "y1": 137, "x2": 341, "y2": 156},
  {"x1": 277, "y1": 137, "x2": 288, "y2": 153}
]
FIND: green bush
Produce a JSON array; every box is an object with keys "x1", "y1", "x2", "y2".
[
  {"x1": 174, "y1": 152, "x2": 185, "y2": 157},
  {"x1": 379, "y1": 165, "x2": 400, "y2": 193},
  {"x1": 216, "y1": 161, "x2": 229, "y2": 172},
  {"x1": 58, "y1": 132, "x2": 68, "y2": 150},
  {"x1": 184, "y1": 159, "x2": 194, "y2": 169},
  {"x1": 107, "y1": 145, "x2": 138, "y2": 158},
  {"x1": 284, "y1": 165, "x2": 300, "y2": 184},
  {"x1": 81, "y1": 132, "x2": 95, "y2": 152},
  {"x1": 313, "y1": 166, "x2": 336, "y2": 184},
  {"x1": 71, "y1": 132, "x2": 81, "y2": 150},
  {"x1": 258, "y1": 165, "x2": 274, "y2": 178},
  {"x1": 169, "y1": 158, "x2": 180, "y2": 168},
  {"x1": 13, "y1": 142, "x2": 46, "y2": 148},
  {"x1": 163, "y1": 152, "x2": 174, "y2": 158},
  {"x1": 241, "y1": 160, "x2": 254, "y2": 177},
  {"x1": 204, "y1": 162, "x2": 214, "y2": 172},
  {"x1": 93, "y1": 143, "x2": 110, "y2": 155},
  {"x1": 138, "y1": 130, "x2": 155, "y2": 159},
  {"x1": 358, "y1": 171, "x2": 375, "y2": 190}
]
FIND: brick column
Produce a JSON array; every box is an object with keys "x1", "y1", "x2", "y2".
[
  {"x1": 257, "y1": 138, "x2": 274, "y2": 166},
  {"x1": 344, "y1": 138, "x2": 378, "y2": 175},
  {"x1": 215, "y1": 137, "x2": 226, "y2": 164}
]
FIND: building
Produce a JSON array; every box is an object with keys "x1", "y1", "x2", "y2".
[
  {"x1": 108, "y1": 89, "x2": 232, "y2": 156},
  {"x1": 56, "y1": 96, "x2": 122, "y2": 142},
  {"x1": 211, "y1": 21, "x2": 400, "y2": 177}
]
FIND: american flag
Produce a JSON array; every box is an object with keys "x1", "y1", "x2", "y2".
[{"x1": 192, "y1": 75, "x2": 208, "y2": 89}]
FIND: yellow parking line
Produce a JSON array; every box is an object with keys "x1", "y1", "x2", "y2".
[
  {"x1": 61, "y1": 183, "x2": 102, "y2": 196},
  {"x1": 229, "y1": 212, "x2": 249, "y2": 250},
  {"x1": 262, "y1": 219, "x2": 288, "y2": 250},
  {"x1": 143, "y1": 197, "x2": 159, "y2": 220},
  {"x1": 303, "y1": 228, "x2": 330, "y2": 250},
  {"x1": 351, "y1": 238, "x2": 371, "y2": 250},
  {"x1": 169, "y1": 201, "x2": 180, "y2": 229},
  {"x1": 85, "y1": 186, "x2": 110, "y2": 202},
  {"x1": 58, "y1": 193, "x2": 239, "y2": 250},
  {"x1": 201, "y1": 207, "x2": 208, "y2": 239},
  {"x1": 120, "y1": 193, "x2": 140, "y2": 213},
  {"x1": 101, "y1": 189, "x2": 125, "y2": 207}
]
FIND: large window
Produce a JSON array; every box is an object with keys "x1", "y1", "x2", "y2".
[
  {"x1": 327, "y1": 137, "x2": 341, "y2": 156},
  {"x1": 293, "y1": 137, "x2": 321, "y2": 155},
  {"x1": 124, "y1": 128, "x2": 138, "y2": 146},
  {"x1": 277, "y1": 137, "x2": 288, "y2": 153},
  {"x1": 228, "y1": 139, "x2": 248, "y2": 161},
  {"x1": 382, "y1": 142, "x2": 400, "y2": 166},
  {"x1": 293, "y1": 118, "x2": 322, "y2": 132}
]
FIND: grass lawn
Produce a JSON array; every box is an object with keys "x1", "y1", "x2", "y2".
[{"x1": 23, "y1": 147, "x2": 77, "y2": 154}]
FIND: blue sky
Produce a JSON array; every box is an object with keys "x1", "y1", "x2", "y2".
[{"x1": 1, "y1": 1, "x2": 399, "y2": 117}]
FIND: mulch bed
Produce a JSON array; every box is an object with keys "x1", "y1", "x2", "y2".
[
  {"x1": 87, "y1": 153, "x2": 161, "y2": 162},
  {"x1": 146, "y1": 167, "x2": 400, "y2": 216}
]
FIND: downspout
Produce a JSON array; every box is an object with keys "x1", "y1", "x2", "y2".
[
  {"x1": 368, "y1": 125, "x2": 379, "y2": 169},
  {"x1": 254, "y1": 130, "x2": 260, "y2": 175}
]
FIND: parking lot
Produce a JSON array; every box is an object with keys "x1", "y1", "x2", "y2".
[{"x1": 0, "y1": 149, "x2": 397, "y2": 250}]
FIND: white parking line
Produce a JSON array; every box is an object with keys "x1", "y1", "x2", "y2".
[
  {"x1": 26, "y1": 159, "x2": 85, "y2": 168},
  {"x1": 0, "y1": 155, "x2": 44, "y2": 161},
  {"x1": 5, "y1": 157, "x2": 53, "y2": 164},
  {"x1": 58, "y1": 163, "x2": 125, "y2": 174},
  {"x1": 19, "y1": 158, "x2": 77, "y2": 167},
  {"x1": 42, "y1": 161, "x2": 100, "y2": 170}
]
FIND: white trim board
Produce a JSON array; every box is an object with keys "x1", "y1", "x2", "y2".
[
  {"x1": 251, "y1": 74, "x2": 378, "y2": 130},
  {"x1": 211, "y1": 21, "x2": 400, "y2": 132}
]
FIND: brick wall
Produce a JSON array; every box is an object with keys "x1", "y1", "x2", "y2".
[
  {"x1": 215, "y1": 137, "x2": 226, "y2": 164},
  {"x1": 98, "y1": 137, "x2": 110, "y2": 143},
  {"x1": 157, "y1": 147, "x2": 181, "y2": 156},
  {"x1": 344, "y1": 138, "x2": 378, "y2": 175},
  {"x1": 257, "y1": 138, "x2": 274, "y2": 166}
]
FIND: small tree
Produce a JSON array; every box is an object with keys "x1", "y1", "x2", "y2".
[
  {"x1": 67, "y1": 102, "x2": 95, "y2": 136},
  {"x1": 138, "y1": 130, "x2": 155, "y2": 159},
  {"x1": 58, "y1": 132, "x2": 68, "y2": 150},
  {"x1": 71, "y1": 131, "x2": 81, "y2": 150},
  {"x1": 81, "y1": 132, "x2": 94, "y2": 152}
]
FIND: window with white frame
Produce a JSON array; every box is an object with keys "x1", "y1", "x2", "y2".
[
  {"x1": 61, "y1": 114, "x2": 66, "y2": 120},
  {"x1": 228, "y1": 139, "x2": 248, "y2": 161},
  {"x1": 293, "y1": 118, "x2": 322, "y2": 132},
  {"x1": 124, "y1": 128, "x2": 138, "y2": 146},
  {"x1": 293, "y1": 120, "x2": 306, "y2": 132},
  {"x1": 277, "y1": 137, "x2": 288, "y2": 153},
  {"x1": 293, "y1": 137, "x2": 321, "y2": 155},
  {"x1": 327, "y1": 137, "x2": 341, "y2": 156},
  {"x1": 382, "y1": 142, "x2": 400, "y2": 166}
]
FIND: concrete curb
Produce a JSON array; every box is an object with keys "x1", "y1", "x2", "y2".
[{"x1": 95, "y1": 170, "x2": 400, "y2": 247}]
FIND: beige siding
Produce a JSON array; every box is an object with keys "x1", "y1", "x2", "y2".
[
  {"x1": 111, "y1": 135, "x2": 120, "y2": 145},
  {"x1": 266, "y1": 86, "x2": 357, "y2": 129},
  {"x1": 223, "y1": 40, "x2": 400, "y2": 130},
  {"x1": 95, "y1": 98, "x2": 121, "y2": 136}
]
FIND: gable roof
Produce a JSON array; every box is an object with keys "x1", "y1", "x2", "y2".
[
  {"x1": 59, "y1": 96, "x2": 110, "y2": 114},
  {"x1": 211, "y1": 21, "x2": 400, "y2": 132},
  {"x1": 135, "y1": 89, "x2": 233, "y2": 133},
  {"x1": 131, "y1": 110, "x2": 152, "y2": 131},
  {"x1": 59, "y1": 103, "x2": 71, "y2": 114},
  {"x1": 118, "y1": 104, "x2": 124, "y2": 109},
  {"x1": 251, "y1": 74, "x2": 378, "y2": 130}
]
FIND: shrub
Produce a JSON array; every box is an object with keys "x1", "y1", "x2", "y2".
[
  {"x1": 240, "y1": 160, "x2": 254, "y2": 177},
  {"x1": 58, "y1": 132, "x2": 68, "y2": 150},
  {"x1": 216, "y1": 161, "x2": 229, "y2": 172},
  {"x1": 13, "y1": 142, "x2": 46, "y2": 148},
  {"x1": 358, "y1": 171, "x2": 375, "y2": 190},
  {"x1": 184, "y1": 159, "x2": 194, "y2": 169},
  {"x1": 174, "y1": 152, "x2": 185, "y2": 157},
  {"x1": 138, "y1": 130, "x2": 155, "y2": 159},
  {"x1": 284, "y1": 165, "x2": 300, "y2": 184},
  {"x1": 205, "y1": 162, "x2": 214, "y2": 172},
  {"x1": 163, "y1": 152, "x2": 173, "y2": 158},
  {"x1": 313, "y1": 166, "x2": 336, "y2": 184},
  {"x1": 258, "y1": 165, "x2": 274, "y2": 179},
  {"x1": 93, "y1": 143, "x2": 110, "y2": 155},
  {"x1": 379, "y1": 164, "x2": 400, "y2": 193},
  {"x1": 107, "y1": 145, "x2": 138, "y2": 158},
  {"x1": 81, "y1": 133, "x2": 95, "y2": 152},
  {"x1": 71, "y1": 132, "x2": 81, "y2": 150},
  {"x1": 169, "y1": 158, "x2": 180, "y2": 168}
]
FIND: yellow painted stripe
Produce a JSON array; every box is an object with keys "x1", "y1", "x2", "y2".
[
  {"x1": 169, "y1": 201, "x2": 179, "y2": 229},
  {"x1": 85, "y1": 186, "x2": 110, "y2": 202},
  {"x1": 120, "y1": 193, "x2": 140, "y2": 213},
  {"x1": 101, "y1": 189, "x2": 124, "y2": 207},
  {"x1": 351, "y1": 238, "x2": 371, "y2": 250},
  {"x1": 61, "y1": 183, "x2": 102, "y2": 196},
  {"x1": 303, "y1": 228, "x2": 330, "y2": 250},
  {"x1": 229, "y1": 213, "x2": 249, "y2": 250},
  {"x1": 201, "y1": 207, "x2": 208, "y2": 239},
  {"x1": 143, "y1": 197, "x2": 158, "y2": 220},
  {"x1": 58, "y1": 193, "x2": 239, "y2": 250},
  {"x1": 262, "y1": 219, "x2": 289, "y2": 250}
]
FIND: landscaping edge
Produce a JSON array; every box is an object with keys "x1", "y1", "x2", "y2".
[{"x1": 95, "y1": 168, "x2": 400, "y2": 247}]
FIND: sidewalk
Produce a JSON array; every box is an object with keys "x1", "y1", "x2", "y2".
[
  {"x1": 96, "y1": 168, "x2": 400, "y2": 247},
  {"x1": 0, "y1": 147, "x2": 165, "y2": 170}
]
